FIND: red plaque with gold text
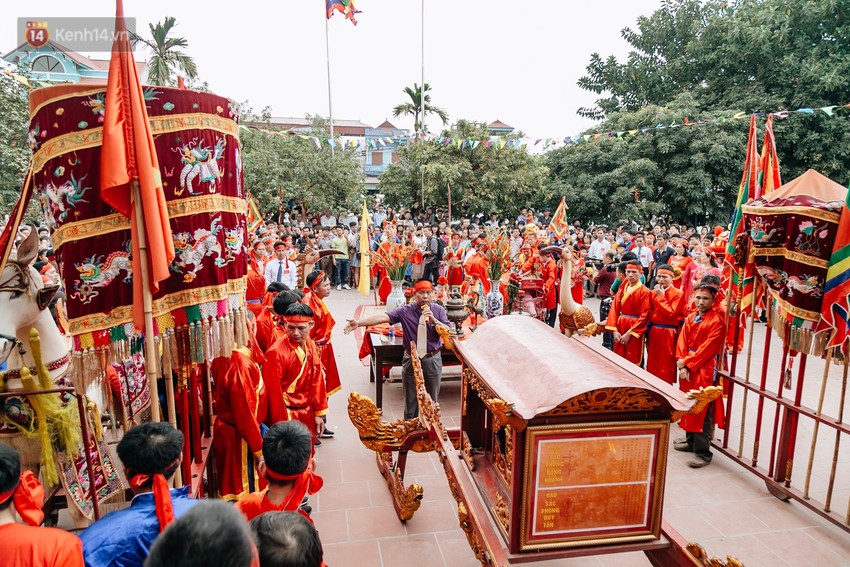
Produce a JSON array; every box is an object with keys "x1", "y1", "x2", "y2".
[{"x1": 520, "y1": 421, "x2": 668, "y2": 550}]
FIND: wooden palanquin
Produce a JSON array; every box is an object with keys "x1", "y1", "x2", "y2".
[{"x1": 449, "y1": 316, "x2": 695, "y2": 560}]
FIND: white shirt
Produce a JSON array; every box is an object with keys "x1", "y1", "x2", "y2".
[
  {"x1": 588, "y1": 238, "x2": 611, "y2": 260},
  {"x1": 320, "y1": 215, "x2": 336, "y2": 227},
  {"x1": 373, "y1": 211, "x2": 387, "y2": 227},
  {"x1": 635, "y1": 245, "x2": 653, "y2": 268},
  {"x1": 263, "y1": 257, "x2": 298, "y2": 290}
]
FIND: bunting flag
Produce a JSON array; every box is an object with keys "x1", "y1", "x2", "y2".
[
  {"x1": 358, "y1": 201, "x2": 371, "y2": 296},
  {"x1": 549, "y1": 197, "x2": 569, "y2": 241},
  {"x1": 724, "y1": 115, "x2": 760, "y2": 321},
  {"x1": 821, "y1": 185, "x2": 850, "y2": 354},
  {"x1": 327, "y1": 0, "x2": 360, "y2": 25},
  {"x1": 0, "y1": 171, "x2": 34, "y2": 277},
  {"x1": 101, "y1": 0, "x2": 175, "y2": 331},
  {"x1": 246, "y1": 195, "x2": 264, "y2": 232}
]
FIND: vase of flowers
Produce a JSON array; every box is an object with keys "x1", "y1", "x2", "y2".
[
  {"x1": 485, "y1": 279, "x2": 504, "y2": 319},
  {"x1": 372, "y1": 240, "x2": 422, "y2": 313},
  {"x1": 481, "y1": 231, "x2": 512, "y2": 319}
]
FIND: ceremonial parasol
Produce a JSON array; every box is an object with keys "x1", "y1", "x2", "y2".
[{"x1": 742, "y1": 169, "x2": 848, "y2": 355}]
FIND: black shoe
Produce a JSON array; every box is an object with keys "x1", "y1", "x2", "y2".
[
  {"x1": 320, "y1": 428, "x2": 335, "y2": 439},
  {"x1": 674, "y1": 444, "x2": 694, "y2": 453},
  {"x1": 313, "y1": 438, "x2": 322, "y2": 446},
  {"x1": 687, "y1": 458, "x2": 711, "y2": 468}
]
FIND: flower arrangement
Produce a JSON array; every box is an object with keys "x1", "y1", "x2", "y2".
[
  {"x1": 481, "y1": 231, "x2": 513, "y2": 281},
  {"x1": 506, "y1": 272, "x2": 522, "y2": 312},
  {"x1": 372, "y1": 240, "x2": 422, "y2": 281}
]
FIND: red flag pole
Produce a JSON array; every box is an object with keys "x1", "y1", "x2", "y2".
[{"x1": 132, "y1": 180, "x2": 164, "y2": 422}]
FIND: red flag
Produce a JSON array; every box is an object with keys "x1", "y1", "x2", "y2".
[
  {"x1": 101, "y1": 0, "x2": 175, "y2": 331},
  {"x1": 756, "y1": 114, "x2": 781, "y2": 199},
  {"x1": 0, "y1": 172, "x2": 35, "y2": 276},
  {"x1": 549, "y1": 197, "x2": 569, "y2": 240},
  {"x1": 821, "y1": 186, "x2": 850, "y2": 354},
  {"x1": 246, "y1": 195, "x2": 264, "y2": 232}
]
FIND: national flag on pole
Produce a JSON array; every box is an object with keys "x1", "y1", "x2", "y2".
[
  {"x1": 327, "y1": 0, "x2": 360, "y2": 25},
  {"x1": 246, "y1": 195, "x2": 264, "y2": 232},
  {"x1": 724, "y1": 115, "x2": 759, "y2": 320},
  {"x1": 821, "y1": 185, "x2": 850, "y2": 354},
  {"x1": 549, "y1": 197, "x2": 569, "y2": 241},
  {"x1": 101, "y1": 0, "x2": 175, "y2": 331},
  {"x1": 358, "y1": 201, "x2": 371, "y2": 296}
]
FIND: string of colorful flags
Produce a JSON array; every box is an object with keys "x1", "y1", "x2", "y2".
[{"x1": 243, "y1": 100, "x2": 850, "y2": 152}]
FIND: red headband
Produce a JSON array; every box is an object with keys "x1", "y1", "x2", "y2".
[
  {"x1": 274, "y1": 244, "x2": 286, "y2": 251},
  {"x1": 128, "y1": 457, "x2": 180, "y2": 532},
  {"x1": 657, "y1": 268, "x2": 674, "y2": 277},
  {"x1": 265, "y1": 455, "x2": 324, "y2": 515},
  {"x1": 413, "y1": 280, "x2": 433, "y2": 292},
  {"x1": 309, "y1": 272, "x2": 327, "y2": 290},
  {"x1": 0, "y1": 470, "x2": 44, "y2": 526},
  {"x1": 626, "y1": 260, "x2": 642, "y2": 269},
  {"x1": 283, "y1": 315, "x2": 314, "y2": 323}
]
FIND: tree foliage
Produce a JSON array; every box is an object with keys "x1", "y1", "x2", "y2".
[
  {"x1": 546, "y1": 94, "x2": 745, "y2": 227},
  {"x1": 0, "y1": 72, "x2": 31, "y2": 214},
  {"x1": 240, "y1": 127, "x2": 364, "y2": 220},
  {"x1": 392, "y1": 83, "x2": 449, "y2": 133},
  {"x1": 131, "y1": 17, "x2": 198, "y2": 87},
  {"x1": 573, "y1": 0, "x2": 850, "y2": 191},
  {"x1": 380, "y1": 120, "x2": 548, "y2": 216}
]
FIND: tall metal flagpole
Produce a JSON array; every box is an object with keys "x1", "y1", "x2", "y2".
[
  {"x1": 325, "y1": 4, "x2": 335, "y2": 156},
  {"x1": 420, "y1": 0, "x2": 425, "y2": 207}
]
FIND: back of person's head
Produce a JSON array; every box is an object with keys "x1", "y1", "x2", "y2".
[
  {"x1": 251, "y1": 512, "x2": 323, "y2": 567},
  {"x1": 0, "y1": 444, "x2": 21, "y2": 511},
  {"x1": 117, "y1": 422, "x2": 184, "y2": 483},
  {"x1": 267, "y1": 282, "x2": 290, "y2": 294},
  {"x1": 620, "y1": 251, "x2": 637, "y2": 262},
  {"x1": 263, "y1": 421, "x2": 312, "y2": 484},
  {"x1": 700, "y1": 274, "x2": 722, "y2": 287},
  {"x1": 145, "y1": 501, "x2": 256, "y2": 567},
  {"x1": 273, "y1": 290, "x2": 305, "y2": 316}
]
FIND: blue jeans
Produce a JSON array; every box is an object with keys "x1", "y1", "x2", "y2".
[{"x1": 334, "y1": 259, "x2": 350, "y2": 286}]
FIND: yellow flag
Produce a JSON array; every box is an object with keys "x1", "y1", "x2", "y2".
[{"x1": 358, "y1": 201, "x2": 371, "y2": 296}]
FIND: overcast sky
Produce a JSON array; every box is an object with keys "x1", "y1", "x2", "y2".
[{"x1": 5, "y1": 0, "x2": 663, "y2": 139}]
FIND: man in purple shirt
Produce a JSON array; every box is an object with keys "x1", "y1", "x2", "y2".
[{"x1": 344, "y1": 279, "x2": 450, "y2": 419}]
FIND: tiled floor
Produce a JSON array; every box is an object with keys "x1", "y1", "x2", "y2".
[{"x1": 315, "y1": 291, "x2": 850, "y2": 566}]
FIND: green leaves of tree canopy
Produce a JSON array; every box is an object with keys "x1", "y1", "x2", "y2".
[
  {"x1": 566, "y1": 0, "x2": 850, "y2": 225},
  {"x1": 0, "y1": 72, "x2": 33, "y2": 215},
  {"x1": 380, "y1": 120, "x2": 548, "y2": 217},
  {"x1": 131, "y1": 17, "x2": 198, "y2": 87},
  {"x1": 240, "y1": 125, "x2": 364, "y2": 221}
]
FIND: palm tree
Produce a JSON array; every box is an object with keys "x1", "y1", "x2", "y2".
[
  {"x1": 392, "y1": 83, "x2": 449, "y2": 134},
  {"x1": 131, "y1": 17, "x2": 198, "y2": 86}
]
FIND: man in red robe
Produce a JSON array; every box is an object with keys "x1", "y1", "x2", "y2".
[
  {"x1": 646, "y1": 264, "x2": 686, "y2": 384},
  {"x1": 445, "y1": 232, "x2": 466, "y2": 292},
  {"x1": 605, "y1": 259, "x2": 652, "y2": 365},
  {"x1": 674, "y1": 284, "x2": 726, "y2": 468},
  {"x1": 211, "y1": 315, "x2": 268, "y2": 501},
  {"x1": 255, "y1": 282, "x2": 288, "y2": 352},
  {"x1": 236, "y1": 421, "x2": 321, "y2": 522},
  {"x1": 246, "y1": 241, "x2": 268, "y2": 317},
  {"x1": 262, "y1": 302, "x2": 328, "y2": 442},
  {"x1": 537, "y1": 245, "x2": 558, "y2": 327},
  {"x1": 0, "y1": 444, "x2": 84, "y2": 567}
]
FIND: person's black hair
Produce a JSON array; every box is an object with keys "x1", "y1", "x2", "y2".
[
  {"x1": 250, "y1": 512, "x2": 323, "y2": 567},
  {"x1": 117, "y1": 422, "x2": 183, "y2": 484},
  {"x1": 620, "y1": 251, "x2": 638, "y2": 262},
  {"x1": 0, "y1": 444, "x2": 21, "y2": 511},
  {"x1": 273, "y1": 290, "x2": 305, "y2": 316},
  {"x1": 33, "y1": 260, "x2": 47, "y2": 272},
  {"x1": 617, "y1": 261, "x2": 628, "y2": 274},
  {"x1": 700, "y1": 274, "x2": 722, "y2": 287},
  {"x1": 267, "y1": 282, "x2": 290, "y2": 294},
  {"x1": 283, "y1": 302, "x2": 314, "y2": 319},
  {"x1": 304, "y1": 270, "x2": 325, "y2": 288},
  {"x1": 273, "y1": 240, "x2": 285, "y2": 248},
  {"x1": 145, "y1": 501, "x2": 256, "y2": 567},
  {"x1": 262, "y1": 421, "x2": 313, "y2": 483}
]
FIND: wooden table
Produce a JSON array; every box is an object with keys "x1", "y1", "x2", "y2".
[{"x1": 368, "y1": 332, "x2": 461, "y2": 408}]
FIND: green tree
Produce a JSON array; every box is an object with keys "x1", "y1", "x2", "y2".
[
  {"x1": 380, "y1": 120, "x2": 548, "y2": 217},
  {"x1": 131, "y1": 17, "x2": 198, "y2": 87},
  {"x1": 392, "y1": 83, "x2": 449, "y2": 134},
  {"x1": 240, "y1": 128, "x2": 364, "y2": 221},
  {"x1": 574, "y1": 0, "x2": 850, "y2": 186},
  {"x1": 546, "y1": 95, "x2": 745, "y2": 227},
  {"x1": 0, "y1": 71, "x2": 33, "y2": 213}
]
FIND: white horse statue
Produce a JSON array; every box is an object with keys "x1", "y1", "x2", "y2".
[{"x1": 0, "y1": 228, "x2": 121, "y2": 527}]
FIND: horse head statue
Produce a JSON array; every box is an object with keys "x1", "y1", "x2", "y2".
[{"x1": 0, "y1": 228, "x2": 61, "y2": 367}]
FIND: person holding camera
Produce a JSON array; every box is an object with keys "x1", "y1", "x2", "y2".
[{"x1": 592, "y1": 250, "x2": 618, "y2": 350}]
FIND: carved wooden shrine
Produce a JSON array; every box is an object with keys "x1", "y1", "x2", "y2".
[{"x1": 348, "y1": 316, "x2": 743, "y2": 566}]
